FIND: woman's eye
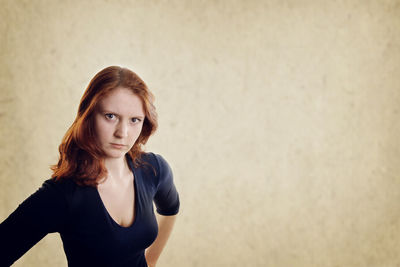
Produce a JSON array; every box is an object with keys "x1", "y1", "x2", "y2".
[
  {"x1": 131, "y1": 118, "x2": 141, "y2": 123},
  {"x1": 105, "y1": 114, "x2": 115, "y2": 120}
]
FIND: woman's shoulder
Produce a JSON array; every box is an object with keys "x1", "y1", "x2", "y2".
[
  {"x1": 40, "y1": 177, "x2": 98, "y2": 212},
  {"x1": 43, "y1": 176, "x2": 77, "y2": 189},
  {"x1": 139, "y1": 152, "x2": 172, "y2": 174},
  {"x1": 38, "y1": 177, "x2": 82, "y2": 201},
  {"x1": 138, "y1": 152, "x2": 174, "y2": 188}
]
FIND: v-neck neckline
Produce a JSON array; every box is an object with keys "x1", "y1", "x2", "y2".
[{"x1": 95, "y1": 156, "x2": 139, "y2": 229}]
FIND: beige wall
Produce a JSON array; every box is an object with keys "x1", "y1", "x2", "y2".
[{"x1": 1, "y1": 0, "x2": 400, "y2": 266}]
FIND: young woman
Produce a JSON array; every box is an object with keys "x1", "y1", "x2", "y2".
[{"x1": 0, "y1": 66, "x2": 180, "y2": 267}]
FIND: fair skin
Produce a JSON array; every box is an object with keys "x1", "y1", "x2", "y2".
[{"x1": 94, "y1": 87, "x2": 177, "y2": 266}]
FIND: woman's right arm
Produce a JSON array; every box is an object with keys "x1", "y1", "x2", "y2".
[{"x1": 0, "y1": 179, "x2": 68, "y2": 266}]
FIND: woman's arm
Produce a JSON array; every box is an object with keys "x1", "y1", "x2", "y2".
[
  {"x1": 145, "y1": 214, "x2": 178, "y2": 267},
  {"x1": 0, "y1": 179, "x2": 68, "y2": 266}
]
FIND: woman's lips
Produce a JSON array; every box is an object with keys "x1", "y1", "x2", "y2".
[{"x1": 110, "y1": 143, "x2": 126, "y2": 149}]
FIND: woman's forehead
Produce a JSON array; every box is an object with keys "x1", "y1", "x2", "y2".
[{"x1": 98, "y1": 87, "x2": 144, "y2": 116}]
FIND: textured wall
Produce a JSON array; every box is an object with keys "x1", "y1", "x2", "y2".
[{"x1": 1, "y1": 0, "x2": 400, "y2": 266}]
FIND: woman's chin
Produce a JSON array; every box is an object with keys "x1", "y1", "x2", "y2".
[{"x1": 103, "y1": 150, "x2": 127, "y2": 159}]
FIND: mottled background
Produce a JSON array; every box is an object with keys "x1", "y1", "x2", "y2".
[{"x1": 1, "y1": 0, "x2": 400, "y2": 266}]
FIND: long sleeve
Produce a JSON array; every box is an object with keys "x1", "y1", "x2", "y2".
[
  {"x1": 153, "y1": 154, "x2": 180, "y2": 216},
  {"x1": 0, "y1": 179, "x2": 68, "y2": 266}
]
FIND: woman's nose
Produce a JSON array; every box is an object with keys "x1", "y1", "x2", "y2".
[{"x1": 114, "y1": 121, "x2": 128, "y2": 138}]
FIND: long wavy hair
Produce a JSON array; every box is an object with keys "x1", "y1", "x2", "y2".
[{"x1": 51, "y1": 66, "x2": 158, "y2": 186}]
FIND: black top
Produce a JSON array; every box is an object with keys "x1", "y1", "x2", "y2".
[{"x1": 0, "y1": 153, "x2": 180, "y2": 267}]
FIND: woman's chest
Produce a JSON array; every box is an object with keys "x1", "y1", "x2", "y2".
[
  {"x1": 67, "y1": 177, "x2": 157, "y2": 228},
  {"x1": 61, "y1": 181, "x2": 159, "y2": 256},
  {"x1": 97, "y1": 177, "x2": 135, "y2": 227}
]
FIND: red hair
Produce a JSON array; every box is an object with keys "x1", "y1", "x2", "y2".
[{"x1": 51, "y1": 66, "x2": 158, "y2": 186}]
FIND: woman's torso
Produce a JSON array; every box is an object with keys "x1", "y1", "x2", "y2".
[
  {"x1": 0, "y1": 152, "x2": 179, "y2": 267},
  {"x1": 59, "y1": 154, "x2": 160, "y2": 266}
]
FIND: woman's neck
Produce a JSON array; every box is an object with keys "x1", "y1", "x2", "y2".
[{"x1": 103, "y1": 155, "x2": 131, "y2": 181}]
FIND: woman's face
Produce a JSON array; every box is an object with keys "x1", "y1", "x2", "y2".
[{"x1": 94, "y1": 87, "x2": 145, "y2": 160}]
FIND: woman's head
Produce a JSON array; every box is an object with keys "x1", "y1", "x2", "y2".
[
  {"x1": 51, "y1": 66, "x2": 158, "y2": 186},
  {"x1": 93, "y1": 87, "x2": 146, "y2": 161}
]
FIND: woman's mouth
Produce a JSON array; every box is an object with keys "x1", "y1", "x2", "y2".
[{"x1": 110, "y1": 143, "x2": 126, "y2": 149}]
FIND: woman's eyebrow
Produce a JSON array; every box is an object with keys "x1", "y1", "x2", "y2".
[
  {"x1": 132, "y1": 115, "x2": 145, "y2": 119},
  {"x1": 100, "y1": 110, "x2": 145, "y2": 118}
]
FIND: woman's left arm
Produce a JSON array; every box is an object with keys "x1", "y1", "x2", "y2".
[{"x1": 145, "y1": 214, "x2": 178, "y2": 267}]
